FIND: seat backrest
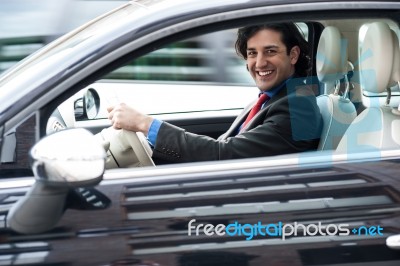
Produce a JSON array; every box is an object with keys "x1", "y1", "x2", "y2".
[
  {"x1": 316, "y1": 26, "x2": 357, "y2": 150},
  {"x1": 317, "y1": 94, "x2": 357, "y2": 150},
  {"x1": 336, "y1": 22, "x2": 400, "y2": 153}
]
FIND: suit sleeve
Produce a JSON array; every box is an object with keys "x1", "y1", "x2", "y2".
[{"x1": 152, "y1": 94, "x2": 321, "y2": 163}]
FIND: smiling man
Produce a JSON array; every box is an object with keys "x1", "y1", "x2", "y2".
[{"x1": 107, "y1": 22, "x2": 322, "y2": 163}]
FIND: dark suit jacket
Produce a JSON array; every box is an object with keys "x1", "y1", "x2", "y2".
[{"x1": 152, "y1": 79, "x2": 322, "y2": 163}]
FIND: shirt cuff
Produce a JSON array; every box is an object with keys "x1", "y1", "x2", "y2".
[{"x1": 147, "y1": 119, "x2": 163, "y2": 146}]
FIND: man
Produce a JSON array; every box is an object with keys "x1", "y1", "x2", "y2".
[{"x1": 107, "y1": 23, "x2": 322, "y2": 163}]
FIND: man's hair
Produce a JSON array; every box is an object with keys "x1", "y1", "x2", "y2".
[{"x1": 235, "y1": 22, "x2": 311, "y2": 77}]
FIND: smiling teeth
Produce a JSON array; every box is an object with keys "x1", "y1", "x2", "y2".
[{"x1": 259, "y1": 71, "x2": 272, "y2": 76}]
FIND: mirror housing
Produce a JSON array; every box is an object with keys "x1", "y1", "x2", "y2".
[
  {"x1": 31, "y1": 128, "x2": 106, "y2": 187},
  {"x1": 7, "y1": 129, "x2": 107, "y2": 234}
]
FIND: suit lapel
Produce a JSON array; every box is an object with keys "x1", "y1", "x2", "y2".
[
  {"x1": 220, "y1": 85, "x2": 288, "y2": 138},
  {"x1": 243, "y1": 86, "x2": 288, "y2": 130},
  {"x1": 218, "y1": 99, "x2": 255, "y2": 140}
]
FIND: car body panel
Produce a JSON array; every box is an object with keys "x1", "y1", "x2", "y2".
[{"x1": 2, "y1": 150, "x2": 400, "y2": 265}]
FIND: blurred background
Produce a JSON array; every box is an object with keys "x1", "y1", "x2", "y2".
[
  {"x1": 0, "y1": 0, "x2": 128, "y2": 74},
  {"x1": 0, "y1": 0, "x2": 254, "y2": 84}
]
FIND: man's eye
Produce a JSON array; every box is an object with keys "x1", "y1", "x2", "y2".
[
  {"x1": 266, "y1": 49, "x2": 278, "y2": 55},
  {"x1": 247, "y1": 51, "x2": 256, "y2": 57}
]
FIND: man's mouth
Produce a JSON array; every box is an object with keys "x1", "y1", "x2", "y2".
[{"x1": 257, "y1": 70, "x2": 273, "y2": 76}]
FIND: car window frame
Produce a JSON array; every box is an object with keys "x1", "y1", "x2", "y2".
[{"x1": 38, "y1": 11, "x2": 398, "y2": 161}]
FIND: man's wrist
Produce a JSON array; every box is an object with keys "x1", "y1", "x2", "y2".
[
  {"x1": 147, "y1": 119, "x2": 163, "y2": 146},
  {"x1": 141, "y1": 116, "x2": 154, "y2": 135}
]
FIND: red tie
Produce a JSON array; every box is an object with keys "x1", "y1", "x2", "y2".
[{"x1": 242, "y1": 93, "x2": 269, "y2": 129}]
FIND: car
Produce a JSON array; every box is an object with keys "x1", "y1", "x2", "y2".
[{"x1": 2, "y1": 0, "x2": 400, "y2": 265}]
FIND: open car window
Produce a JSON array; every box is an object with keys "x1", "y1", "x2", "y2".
[{"x1": 52, "y1": 23, "x2": 311, "y2": 121}]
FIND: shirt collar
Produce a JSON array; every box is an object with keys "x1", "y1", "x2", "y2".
[{"x1": 260, "y1": 75, "x2": 293, "y2": 98}]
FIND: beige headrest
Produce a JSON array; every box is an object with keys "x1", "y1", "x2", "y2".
[
  {"x1": 390, "y1": 29, "x2": 400, "y2": 86},
  {"x1": 360, "y1": 22, "x2": 394, "y2": 93},
  {"x1": 317, "y1": 26, "x2": 348, "y2": 83}
]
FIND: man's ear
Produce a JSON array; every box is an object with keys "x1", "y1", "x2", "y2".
[{"x1": 290, "y1": 46, "x2": 300, "y2": 64}]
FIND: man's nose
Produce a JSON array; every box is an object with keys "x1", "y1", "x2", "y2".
[{"x1": 255, "y1": 53, "x2": 268, "y2": 68}]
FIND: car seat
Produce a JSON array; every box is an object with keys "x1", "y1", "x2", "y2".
[
  {"x1": 316, "y1": 26, "x2": 357, "y2": 150},
  {"x1": 336, "y1": 22, "x2": 400, "y2": 153}
]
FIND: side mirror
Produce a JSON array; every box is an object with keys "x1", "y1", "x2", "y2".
[
  {"x1": 84, "y1": 88, "x2": 100, "y2": 119},
  {"x1": 7, "y1": 128, "x2": 106, "y2": 234},
  {"x1": 30, "y1": 128, "x2": 106, "y2": 186},
  {"x1": 74, "y1": 88, "x2": 100, "y2": 120}
]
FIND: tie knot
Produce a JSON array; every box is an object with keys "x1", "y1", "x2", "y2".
[
  {"x1": 255, "y1": 93, "x2": 269, "y2": 106},
  {"x1": 241, "y1": 93, "x2": 270, "y2": 131}
]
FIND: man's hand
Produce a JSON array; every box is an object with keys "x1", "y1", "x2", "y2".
[{"x1": 107, "y1": 103, "x2": 154, "y2": 136}]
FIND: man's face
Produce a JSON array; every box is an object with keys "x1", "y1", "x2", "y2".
[{"x1": 246, "y1": 29, "x2": 299, "y2": 92}]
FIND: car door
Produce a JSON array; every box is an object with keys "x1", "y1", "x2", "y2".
[{"x1": 2, "y1": 149, "x2": 400, "y2": 265}]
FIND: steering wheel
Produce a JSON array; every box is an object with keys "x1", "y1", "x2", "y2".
[
  {"x1": 95, "y1": 127, "x2": 155, "y2": 168},
  {"x1": 121, "y1": 129, "x2": 155, "y2": 167}
]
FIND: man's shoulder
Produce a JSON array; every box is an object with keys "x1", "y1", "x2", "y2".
[{"x1": 285, "y1": 77, "x2": 318, "y2": 97}]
